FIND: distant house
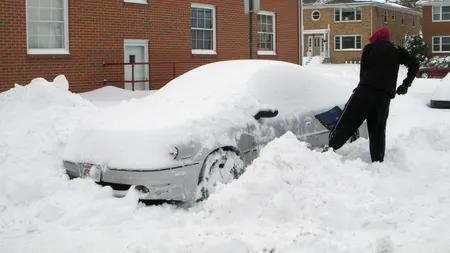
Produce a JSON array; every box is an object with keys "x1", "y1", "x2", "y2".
[
  {"x1": 302, "y1": 0, "x2": 422, "y2": 64},
  {"x1": 417, "y1": 0, "x2": 450, "y2": 57}
]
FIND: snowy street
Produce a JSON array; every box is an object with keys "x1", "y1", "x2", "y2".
[{"x1": 1, "y1": 62, "x2": 450, "y2": 253}]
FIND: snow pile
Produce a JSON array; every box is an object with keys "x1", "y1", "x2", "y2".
[
  {"x1": 78, "y1": 86, "x2": 156, "y2": 108},
  {"x1": 62, "y1": 60, "x2": 352, "y2": 169},
  {"x1": 0, "y1": 76, "x2": 96, "y2": 206}
]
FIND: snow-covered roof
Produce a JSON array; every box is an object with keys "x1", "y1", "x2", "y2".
[
  {"x1": 416, "y1": 0, "x2": 450, "y2": 6},
  {"x1": 304, "y1": 0, "x2": 421, "y2": 14}
]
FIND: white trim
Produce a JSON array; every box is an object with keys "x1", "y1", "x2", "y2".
[
  {"x1": 432, "y1": 5, "x2": 450, "y2": 22},
  {"x1": 432, "y1": 36, "x2": 450, "y2": 53},
  {"x1": 334, "y1": 6, "x2": 362, "y2": 23},
  {"x1": 257, "y1": 10, "x2": 276, "y2": 55},
  {"x1": 334, "y1": 34, "x2": 362, "y2": 51},
  {"x1": 304, "y1": 29, "x2": 330, "y2": 34},
  {"x1": 123, "y1": 39, "x2": 150, "y2": 90},
  {"x1": 124, "y1": 0, "x2": 148, "y2": 4},
  {"x1": 312, "y1": 10, "x2": 321, "y2": 21},
  {"x1": 26, "y1": 0, "x2": 70, "y2": 55},
  {"x1": 191, "y1": 3, "x2": 217, "y2": 55}
]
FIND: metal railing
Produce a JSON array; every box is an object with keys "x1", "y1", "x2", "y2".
[{"x1": 102, "y1": 60, "x2": 214, "y2": 91}]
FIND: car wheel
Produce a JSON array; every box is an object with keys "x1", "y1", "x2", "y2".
[
  {"x1": 195, "y1": 149, "x2": 245, "y2": 202},
  {"x1": 420, "y1": 71, "x2": 430, "y2": 78}
]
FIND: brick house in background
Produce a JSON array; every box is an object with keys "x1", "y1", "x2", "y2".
[
  {"x1": 302, "y1": 0, "x2": 421, "y2": 64},
  {"x1": 0, "y1": 0, "x2": 302, "y2": 93},
  {"x1": 417, "y1": 0, "x2": 450, "y2": 57}
]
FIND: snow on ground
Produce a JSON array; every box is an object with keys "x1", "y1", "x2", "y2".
[
  {"x1": 78, "y1": 86, "x2": 156, "y2": 108},
  {"x1": 1, "y1": 63, "x2": 450, "y2": 253}
]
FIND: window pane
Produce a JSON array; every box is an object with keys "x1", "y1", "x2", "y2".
[
  {"x1": 28, "y1": 35, "x2": 39, "y2": 48},
  {"x1": 38, "y1": 35, "x2": 51, "y2": 48},
  {"x1": 433, "y1": 13, "x2": 440, "y2": 20},
  {"x1": 28, "y1": 0, "x2": 39, "y2": 7},
  {"x1": 433, "y1": 6, "x2": 441, "y2": 14},
  {"x1": 442, "y1": 13, "x2": 450, "y2": 20},
  {"x1": 52, "y1": 9, "x2": 63, "y2": 21},
  {"x1": 334, "y1": 8, "x2": 340, "y2": 21},
  {"x1": 342, "y1": 36, "x2": 356, "y2": 49},
  {"x1": 52, "y1": 0, "x2": 63, "y2": 8},
  {"x1": 356, "y1": 7, "x2": 361, "y2": 20},
  {"x1": 51, "y1": 23, "x2": 63, "y2": 36},
  {"x1": 442, "y1": 37, "x2": 450, "y2": 51},
  {"x1": 39, "y1": 9, "x2": 52, "y2": 21},
  {"x1": 335, "y1": 36, "x2": 340, "y2": 50},
  {"x1": 205, "y1": 17, "x2": 212, "y2": 29},
  {"x1": 341, "y1": 8, "x2": 356, "y2": 21},
  {"x1": 40, "y1": 0, "x2": 52, "y2": 8},
  {"x1": 28, "y1": 22, "x2": 38, "y2": 35},
  {"x1": 442, "y1": 6, "x2": 450, "y2": 13},
  {"x1": 433, "y1": 37, "x2": 440, "y2": 45},
  {"x1": 28, "y1": 7, "x2": 39, "y2": 20},
  {"x1": 433, "y1": 45, "x2": 440, "y2": 51},
  {"x1": 356, "y1": 36, "x2": 361, "y2": 48}
]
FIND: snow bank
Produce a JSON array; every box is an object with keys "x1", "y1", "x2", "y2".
[
  {"x1": 62, "y1": 60, "x2": 352, "y2": 169},
  {"x1": 0, "y1": 76, "x2": 96, "y2": 206},
  {"x1": 1, "y1": 64, "x2": 450, "y2": 253}
]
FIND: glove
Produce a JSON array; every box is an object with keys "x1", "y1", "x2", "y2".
[{"x1": 396, "y1": 82, "x2": 410, "y2": 95}]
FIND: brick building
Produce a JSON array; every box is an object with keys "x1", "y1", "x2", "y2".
[
  {"x1": 0, "y1": 0, "x2": 302, "y2": 93},
  {"x1": 302, "y1": 0, "x2": 421, "y2": 64},
  {"x1": 417, "y1": 0, "x2": 450, "y2": 57}
]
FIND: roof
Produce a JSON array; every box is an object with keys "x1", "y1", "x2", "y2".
[
  {"x1": 303, "y1": 0, "x2": 421, "y2": 14},
  {"x1": 416, "y1": 0, "x2": 450, "y2": 6}
]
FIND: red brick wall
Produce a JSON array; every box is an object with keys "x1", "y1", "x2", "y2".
[
  {"x1": 422, "y1": 5, "x2": 450, "y2": 57},
  {"x1": 0, "y1": 0, "x2": 299, "y2": 93}
]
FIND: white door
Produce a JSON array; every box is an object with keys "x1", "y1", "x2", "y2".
[{"x1": 124, "y1": 40, "x2": 149, "y2": 91}]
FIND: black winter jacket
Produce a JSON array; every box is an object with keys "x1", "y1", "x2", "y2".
[{"x1": 357, "y1": 39, "x2": 420, "y2": 98}]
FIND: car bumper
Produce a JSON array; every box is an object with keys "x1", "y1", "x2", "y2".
[{"x1": 63, "y1": 160, "x2": 203, "y2": 202}]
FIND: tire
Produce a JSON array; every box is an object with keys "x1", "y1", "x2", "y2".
[
  {"x1": 195, "y1": 149, "x2": 245, "y2": 202},
  {"x1": 420, "y1": 71, "x2": 430, "y2": 78}
]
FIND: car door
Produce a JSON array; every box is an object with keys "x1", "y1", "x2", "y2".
[
  {"x1": 443, "y1": 62, "x2": 450, "y2": 78},
  {"x1": 436, "y1": 63, "x2": 449, "y2": 78}
]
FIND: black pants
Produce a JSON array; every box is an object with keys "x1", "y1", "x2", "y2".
[{"x1": 328, "y1": 86, "x2": 391, "y2": 162}]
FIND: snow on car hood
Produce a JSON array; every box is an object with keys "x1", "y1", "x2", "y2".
[{"x1": 63, "y1": 60, "x2": 352, "y2": 169}]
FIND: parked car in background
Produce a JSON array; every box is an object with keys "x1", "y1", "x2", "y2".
[
  {"x1": 417, "y1": 62, "x2": 450, "y2": 79},
  {"x1": 62, "y1": 60, "x2": 368, "y2": 203}
]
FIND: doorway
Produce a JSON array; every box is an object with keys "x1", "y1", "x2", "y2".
[{"x1": 124, "y1": 40, "x2": 149, "y2": 91}]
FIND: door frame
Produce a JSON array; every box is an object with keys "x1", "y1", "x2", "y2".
[{"x1": 123, "y1": 39, "x2": 150, "y2": 90}]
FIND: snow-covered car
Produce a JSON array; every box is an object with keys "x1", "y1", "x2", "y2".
[
  {"x1": 62, "y1": 60, "x2": 368, "y2": 202},
  {"x1": 430, "y1": 72, "x2": 450, "y2": 108},
  {"x1": 416, "y1": 62, "x2": 450, "y2": 79}
]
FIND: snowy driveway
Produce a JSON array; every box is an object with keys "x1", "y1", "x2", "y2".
[{"x1": 1, "y1": 65, "x2": 450, "y2": 253}]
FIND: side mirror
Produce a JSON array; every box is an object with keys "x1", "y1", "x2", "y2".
[{"x1": 254, "y1": 109, "x2": 278, "y2": 120}]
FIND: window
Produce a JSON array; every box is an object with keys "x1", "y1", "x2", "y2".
[
  {"x1": 402, "y1": 13, "x2": 405, "y2": 25},
  {"x1": 433, "y1": 6, "x2": 450, "y2": 21},
  {"x1": 432, "y1": 36, "x2": 450, "y2": 52},
  {"x1": 334, "y1": 7, "x2": 361, "y2": 22},
  {"x1": 123, "y1": 0, "x2": 147, "y2": 4},
  {"x1": 384, "y1": 10, "x2": 388, "y2": 24},
  {"x1": 334, "y1": 35, "x2": 362, "y2": 50},
  {"x1": 392, "y1": 11, "x2": 395, "y2": 21},
  {"x1": 312, "y1": 10, "x2": 321, "y2": 21},
  {"x1": 257, "y1": 11, "x2": 276, "y2": 55},
  {"x1": 436, "y1": 62, "x2": 450, "y2": 68},
  {"x1": 191, "y1": 3, "x2": 216, "y2": 54},
  {"x1": 26, "y1": 0, "x2": 69, "y2": 54}
]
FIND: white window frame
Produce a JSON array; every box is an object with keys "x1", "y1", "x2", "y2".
[
  {"x1": 124, "y1": 0, "x2": 148, "y2": 4},
  {"x1": 432, "y1": 5, "x2": 450, "y2": 22},
  {"x1": 312, "y1": 10, "x2": 321, "y2": 21},
  {"x1": 26, "y1": 0, "x2": 70, "y2": 55},
  {"x1": 257, "y1": 11, "x2": 276, "y2": 55},
  {"x1": 384, "y1": 9, "x2": 388, "y2": 24},
  {"x1": 432, "y1": 36, "x2": 450, "y2": 53},
  {"x1": 334, "y1": 35, "x2": 362, "y2": 51},
  {"x1": 334, "y1": 7, "x2": 362, "y2": 22},
  {"x1": 191, "y1": 3, "x2": 217, "y2": 55}
]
